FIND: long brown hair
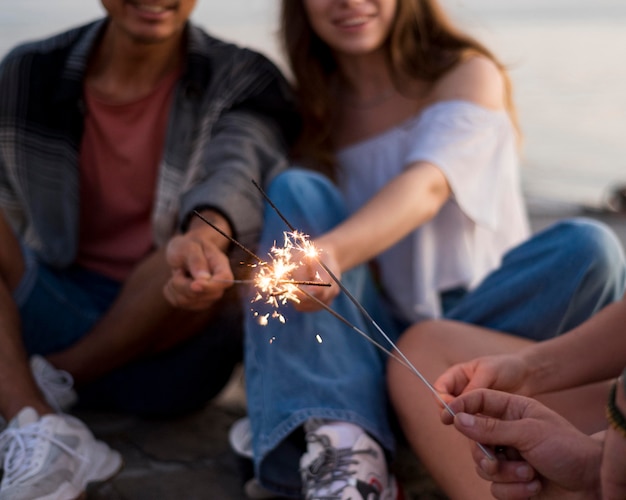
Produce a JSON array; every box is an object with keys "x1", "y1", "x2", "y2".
[{"x1": 280, "y1": 0, "x2": 519, "y2": 178}]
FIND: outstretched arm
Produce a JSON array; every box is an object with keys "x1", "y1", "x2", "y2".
[
  {"x1": 292, "y1": 162, "x2": 450, "y2": 311},
  {"x1": 435, "y1": 296, "x2": 626, "y2": 399}
]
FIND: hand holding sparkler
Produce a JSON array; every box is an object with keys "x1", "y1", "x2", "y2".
[
  {"x1": 164, "y1": 217, "x2": 235, "y2": 310},
  {"x1": 441, "y1": 389, "x2": 602, "y2": 499},
  {"x1": 434, "y1": 351, "x2": 534, "y2": 401},
  {"x1": 288, "y1": 239, "x2": 341, "y2": 312}
]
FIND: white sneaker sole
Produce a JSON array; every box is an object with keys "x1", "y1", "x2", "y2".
[{"x1": 36, "y1": 441, "x2": 123, "y2": 500}]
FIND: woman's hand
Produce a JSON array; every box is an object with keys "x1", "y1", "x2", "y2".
[{"x1": 290, "y1": 243, "x2": 341, "y2": 312}]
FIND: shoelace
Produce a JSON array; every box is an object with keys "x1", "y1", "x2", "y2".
[
  {"x1": 0, "y1": 424, "x2": 86, "y2": 486},
  {"x1": 301, "y1": 433, "x2": 377, "y2": 500}
]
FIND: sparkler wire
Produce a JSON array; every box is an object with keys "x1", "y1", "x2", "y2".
[
  {"x1": 252, "y1": 180, "x2": 494, "y2": 460},
  {"x1": 193, "y1": 211, "x2": 331, "y2": 289},
  {"x1": 192, "y1": 210, "x2": 264, "y2": 264},
  {"x1": 297, "y1": 288, "x2": 415, "y2": 372},
  {"x1": 212, "y1": 278, "x2": 331, "y2": 287}
]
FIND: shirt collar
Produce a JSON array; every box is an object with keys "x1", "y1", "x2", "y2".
[{"x1": 53, "y1": 19, "x2": 210, "y2": 104}]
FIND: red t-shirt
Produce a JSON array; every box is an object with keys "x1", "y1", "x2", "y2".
[{"x1": 77, "y1": 70, "x2": 179, "y2": 281}]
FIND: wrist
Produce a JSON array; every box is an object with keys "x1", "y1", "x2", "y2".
[
  {"x1": 519, "y1": 347, "x2": 552, "y2": 395},
  {"x1": 188, "y1": 209, "x2": 229, "y2": 232},
  {"x1": 187, "y1": 210, "x2": 232, "y2": 251},
  {"x1": 313, "y1": 236, "x2": 342, "y2": 271}
]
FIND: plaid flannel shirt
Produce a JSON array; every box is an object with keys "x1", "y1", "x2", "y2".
[{"x1": 0, "y1": 19, "x2": 298, "y2": 267}]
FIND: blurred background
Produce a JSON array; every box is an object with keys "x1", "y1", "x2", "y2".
[{"x1": 3, "y1": 0, "x2": 625, "y2": 209}]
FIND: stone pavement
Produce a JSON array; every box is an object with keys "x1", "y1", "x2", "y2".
[
  {"x1": 80, "y1": 205, "x2": 626, "y2": 500},
  {"x1": 80, "y1": 370, "x2": 252, "y2": 500},
  {"x1": 80, "y1": 366, "x2": 447, "y2": 500}
]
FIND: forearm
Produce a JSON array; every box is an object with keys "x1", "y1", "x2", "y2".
[
  {"x1": 180, "y1": 109, "x2": 288, "y2": 252},
  {"x1": 521, "y1": 298, "x2": 626, "y2": 395},
  {"x1": 316, "y1": 163, "x2": 449, "y2": 272}
]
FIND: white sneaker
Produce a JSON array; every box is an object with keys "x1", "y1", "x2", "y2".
[
  {"x1": 0, "y1": 407, "x2": 123, "y2": 500},
  {"x1": 229, "y1": 416, "x2": 253, "y2": 460},
  {"x1": 229, "y1": 417, "x2": 287, "y2": 499},
  {"x1": 30, "y1": 355, "x2": 78, "y2": 413},
  {"x1": 300, "y1": 422, "x2": 398, "y2": 500}
]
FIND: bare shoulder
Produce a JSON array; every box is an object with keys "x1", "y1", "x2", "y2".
[{"x1": 431, "y1": 55, "x2": 506, "y2": 110}]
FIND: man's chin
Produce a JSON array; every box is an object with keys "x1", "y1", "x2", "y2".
[{"x1": 127, "y1": 28, "x2": 182, "y2": 46}]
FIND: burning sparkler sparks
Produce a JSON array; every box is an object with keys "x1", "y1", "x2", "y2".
[{"x1": 192, "y1": 210, "x2": 329, "y2": 323}]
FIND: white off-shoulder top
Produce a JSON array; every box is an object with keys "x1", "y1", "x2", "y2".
[{"x1": 336, "y1": 100, "x2": 530, "y2": 322}]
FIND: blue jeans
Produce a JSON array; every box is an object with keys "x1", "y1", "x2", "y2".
[
  {"x1": 245, "y1": 170, "x2": 626, "y2": 496},
  {"x1": 15, "y1": 246, "x2": 243, "y2": 417}
]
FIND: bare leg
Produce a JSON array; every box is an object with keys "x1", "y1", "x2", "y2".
[
  {"x1": 389, "y1": 321, "x2": 535, "y2": 500},
  {"x1": 46, "y1": 248, "x2": 221, "y2": 386},
  {"x1": 2, "y1": 207, "x2": 233, "y2": 412},
  {"x1": 0, "y1": 213, "x2": 52, "y2": 419},
  {"x1": 388, "y1": 320, "x2": 610, "y2": 499}
]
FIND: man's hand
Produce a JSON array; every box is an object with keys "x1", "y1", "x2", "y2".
[
  {"x1": 434, "y1": 353, "x2": 532, "y2": 402},
  {"x1": 441, "y1": 389, "x2": 602, "y2": 499},
  {"x1": 164, "y1": 225, "x2": 234, "y2": 310}
]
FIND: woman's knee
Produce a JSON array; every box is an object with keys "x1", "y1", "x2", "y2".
[
  {"x1": 388, "y1": 321, "x2": 458, "y2": 404},
  {"x1": 390, "y1": 320, "x2": 449, "y2": 375},
  {"x1": 396, "y1": 320, "x2": 441, "y2": 350},
  {"x1": 555, "y1": 218, "x2": 626, "y2": 289},
  {"x1": 267, "y1": 169, "x2": 336, "y2": 204},
  {"x1": 265, "y1": 168, "x2": 347, "y2": 233}
]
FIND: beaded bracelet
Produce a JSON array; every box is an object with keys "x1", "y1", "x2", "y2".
[{"x1": 606, "y1": 378, "x2": 626, "y2": 439}]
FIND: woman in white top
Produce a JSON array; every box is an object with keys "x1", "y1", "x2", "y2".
[{"x1": 163, "y1": 0, "x2": 626, "y2": 498}]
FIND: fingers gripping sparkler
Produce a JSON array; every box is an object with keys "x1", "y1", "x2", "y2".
[
  {"x1": 250, "y1": 180, "x2": 494, "y2": 460},
  {"x1": 192, "y1": 210, "x2": 331, "y2": 292},
  {"x1": 191, "y1": 210, "x2": 330, "y2": 317}
]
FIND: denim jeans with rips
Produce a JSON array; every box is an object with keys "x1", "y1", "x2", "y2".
[{"x1": 244, "y1": 169, "x2": 626, "y2": 497}]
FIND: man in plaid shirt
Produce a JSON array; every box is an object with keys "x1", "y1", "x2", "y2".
[{"x1": 0, "y1": 1, "x2": 297, "y2": 498}]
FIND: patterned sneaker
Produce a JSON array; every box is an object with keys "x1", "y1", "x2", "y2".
[
  {"x1": 30, "y1": 355, "x2": 78, "y2": 413},
  {"x1": 300, "y1": 423, "x2": 398, "y2": 500},
  {"x1": 0, "y1": 407, "x2": 122, "y2": 500}
]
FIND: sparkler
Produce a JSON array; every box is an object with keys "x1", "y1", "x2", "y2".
[
  {"x1": 192, "y1": 210, "x2": 331, "y2": 292},
  {"x1": 192, "y1": 212, "x2": 408, "y2": 365},
  {"x1": 192, "y1": 194, "x2": 493, "y2": 460},
  {"x1": 193, "y1": 210, "x2": 263, "y2": 264},
  {"x1": 250, "y1": 180, "x2": 494, "y2": 460},
  {"x1": 211, "y1": 278, "x2": 330, "y2": 287}
]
